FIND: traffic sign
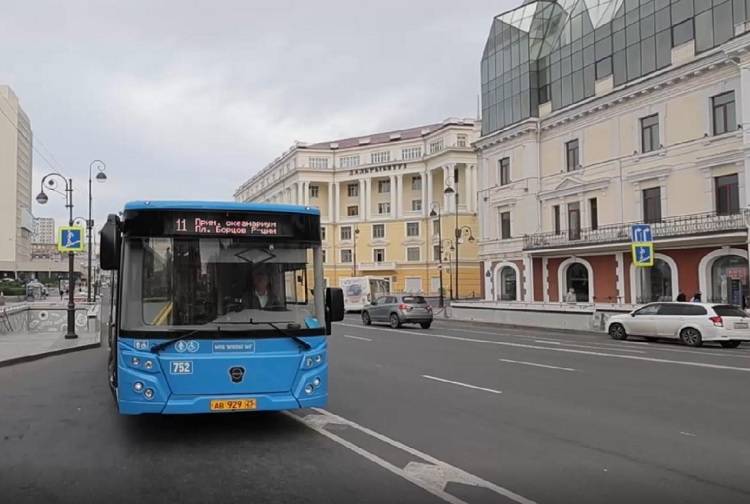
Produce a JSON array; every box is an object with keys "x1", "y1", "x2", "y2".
[
  {"x1": 631, "y1": 224, "x2": 652, "y2": 243},
  {"x1": 631, "y1": 243, "x2": 654, "y2": 267},
  {"x1": 57, "y1": 226, "x2": 85, "y2": 253}
]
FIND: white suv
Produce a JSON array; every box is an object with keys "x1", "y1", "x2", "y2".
[{"x1": 607, "y1": 303, "x2": 750, "y2": 348}]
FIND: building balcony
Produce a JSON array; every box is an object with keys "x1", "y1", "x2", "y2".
[
  {"x1": 523, "y1": 211, "x2": 746, "y2": 251},
  {"x1": 358, "y1": 261, "x2": 397, "y2": 271}
]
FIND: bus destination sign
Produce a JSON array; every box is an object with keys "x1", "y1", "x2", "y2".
[{"x1": 174, "y1": 216, "x2": 279, "y2": 236}]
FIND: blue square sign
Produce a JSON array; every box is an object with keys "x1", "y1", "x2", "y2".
[
  {"x1": 631, "y1": 224, "x2": 652, "y2": 243},
  {"x1": 632, "y1": 243, "x2": 654, "y2": 267},
  {"x1": 58, "y1": 226, "x2": 85, "y2": 253}
]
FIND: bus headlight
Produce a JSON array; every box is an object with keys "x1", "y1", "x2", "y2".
[
  {"x1": 144, "y1": 360, "x2": 154, "y2": 370},
  {"x1": 304, "y1": 384, "x2": 314, "y2": 395},
  {"x1": 312, "y1": 377, "x2": 321, "y2": 388},
  {"x1": 314, "y1": 355, "x2": 323, "y2": 364},
  {"x1": 131, "y1": 357, "x2": 140, "y2": 366},
  {"x1": 133, "y1": 382, "x2": 144, "y2": 393},
  {"x1": 144, "y1": 388, "x2": 155, "y2": 400},
  {"x1": 305, "y1": 357, "x2": 314, "y2": 368}
]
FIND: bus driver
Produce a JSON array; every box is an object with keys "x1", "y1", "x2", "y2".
[{"x1": 245, "y1": 267, "x2": 281, "y2": 310}]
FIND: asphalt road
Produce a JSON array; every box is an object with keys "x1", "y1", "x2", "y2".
[{"x1": 2, "y1": 315, "x2": 750, "y2": 503}]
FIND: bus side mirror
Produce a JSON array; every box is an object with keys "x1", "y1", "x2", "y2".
[
  {"x1": 100, "y1": 214, "x2": 122, "y2": 271},
  {"x1": 325, "y1": 287, "x2": 345, "y2": 335}
]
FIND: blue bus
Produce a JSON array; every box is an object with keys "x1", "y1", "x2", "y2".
[{"x1": 100, "y1": 201, "x2": 344, "y2": 415}]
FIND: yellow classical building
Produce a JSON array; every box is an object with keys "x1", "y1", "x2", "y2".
[{"x1": 234, "y1": 118, "x2": 482, "y2": 298}]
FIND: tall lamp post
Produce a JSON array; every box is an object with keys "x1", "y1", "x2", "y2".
[
  {"x1": 441, "y1": 239, "x2": 455, "y2": 301},
  {"x1": 443, "y1": 177, "x2": 475, "y2": 300},
  {"x1": 352, "y1": 226, "x2": 360, "y2": 276},
  {"x1": 87, "y1": 160, "x2": 107, "y2": 302},
  {"x1": 36, "y1": 174, "x2": 77, "y2": 339},
  {"x1": 429, "y1": 203, "x2": 444, "y2": 307}
]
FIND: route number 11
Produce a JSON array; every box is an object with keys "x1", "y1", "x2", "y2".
[{"x1": 175, "y1": 218, "x2": 187, "y2": 232}]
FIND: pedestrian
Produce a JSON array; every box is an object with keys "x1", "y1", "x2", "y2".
[
  {"x1": 59, "y1": 288, "x2": 63, "y2": 300},
  {"x1": 690, "y1": 292, "x2": 702, "y2": 303},
  {"x1": 676, "y1": 292, "x2": 686, "y2": 302}
]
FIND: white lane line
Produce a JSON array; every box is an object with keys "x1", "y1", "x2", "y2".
[
  {"x1": 535, "y1": 340, "x2": 560, "y2": 345},
  {"x1": 499, "y1": 358, "x2": 577, "y2": 372},
  {"x1": 343, "y1": 334, "x2": 373, "y2": 342},
  {"x1": 421, "y1": 374, "x2": 503, "y2": 394},
  {"x1": 286, "y1": 408, "x2": 535, "y2": 504},
  {"x1": 680, "y1": 431, "x2": 697, "y2": 437},
  {"x1": 336, "y1": 323, "x2": 750, "y2": 372}
]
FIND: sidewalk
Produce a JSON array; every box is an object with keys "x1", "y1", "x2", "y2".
[{"x1": 0, "y1": 329, "x2": 100, "y2": 367}]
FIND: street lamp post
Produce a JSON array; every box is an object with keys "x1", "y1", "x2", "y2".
[
  {"x1": 443, "y1": 177, "x2": 475, "y2": 300},
  {"x1": 36, "y1": 174, "x2": 77, "y2": 339},
  {"x1": 352, "y1": 226, "x2": 360, "y2": 276},
  {"x1": 87, "y1": 160, "x2": 107, "y2": 302},
  {"x1": 429, "y1": 203, "x2": 444, "y2": 307}
]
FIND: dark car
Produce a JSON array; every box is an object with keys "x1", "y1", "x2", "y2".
[{"x1": 361, "y1": 294, "x2": 433, "y2": 329}]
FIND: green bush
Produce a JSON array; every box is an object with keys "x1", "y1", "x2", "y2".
[{"x1": 0, "y1": 286, "x2": 26, "y2": 296}]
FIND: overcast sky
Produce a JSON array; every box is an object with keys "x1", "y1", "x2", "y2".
[{"x1": 1, "y1": 0, "x2": 514, "y2": 230}]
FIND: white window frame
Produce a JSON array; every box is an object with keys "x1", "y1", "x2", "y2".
[
  {"x1": 378, "y1": 202, "x2": 391, "y2": 215},
  {"x1": 340, "y1": 226, "x2": 352, "y2": 241},
  {"x1": 406, "y1": 247, "x2": 420, "y2": 262},
  {"x1": 411, "y1": 199, "x2": 422, "y2": 212},
  {"x1": 373, "y1": 248, "x2": 386, "y2": 263},
  {"x1": 372, "y1": 224, "x2": 385, "y2": 239},
  {"x1": 341, "y1": 249, "x2": 352, "y2": 263},
  {"x1": 378, "y1": 180, "x2": 391, "y2": 193},
  {"x1": 406, "y1": 221, "x2": 420, "y2": 237},
  {"x1": 411, "y1": 176, "x2": 422, "y2": 191},
  {"x1": 347, "y1": 183, "x2": 359, "y2": 197}
]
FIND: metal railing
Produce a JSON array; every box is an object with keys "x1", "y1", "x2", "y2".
[{"x1": 523, "y1": 211, "x2": 746, "y2": 250}]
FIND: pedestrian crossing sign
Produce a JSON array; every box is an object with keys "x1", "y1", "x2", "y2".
[
  {"x1": 58, "y1": 226, "x2": 85, "y2": 253},
  {"x1": 632, "y1": 243, "x2": 654, "y2": 267}
]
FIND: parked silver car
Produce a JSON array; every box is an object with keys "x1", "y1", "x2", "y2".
[
  {"x1": 362, "y1": 294, "x2": 433, "y2": 329},
  {"x1": 607, "y1": 302, "x2": 750, "y2": 348}
]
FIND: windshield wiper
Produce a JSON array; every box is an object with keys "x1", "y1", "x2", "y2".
[
  {"x1": 150, "y1": 329, "x2": 203, "y2": 355},
  {"x1": 247, "y1": 319, "x2": 312, "y2": 351}
]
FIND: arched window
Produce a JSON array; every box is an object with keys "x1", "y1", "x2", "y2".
[
  {"x1": 711, "y1": 255, "x2": 748, "y2": 306},
  {"x1": 566, "y1": 263, "x2": 589, "y2": 302},
  {"x1": 636, "y1": 258, "x2": 673, "y2": 303},
  {"x1": 499, "y1": 267, "x2": 517, "y2": 301}
]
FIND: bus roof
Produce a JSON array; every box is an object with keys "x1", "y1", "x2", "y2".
[{"x1": 123, "y1": 200, "x2": 320, "y2": 216}]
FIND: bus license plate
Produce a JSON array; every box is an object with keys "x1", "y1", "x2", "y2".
[{"x1": 209, "y1": 399, "x2": 257, "y2": 411}]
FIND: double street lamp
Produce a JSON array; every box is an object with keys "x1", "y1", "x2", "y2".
[
  {"x1": 36, "y1": 174, "x2": 77, "y2": 339},
  {"x1": 442, "y1": 177, "x2": 475, "y2": 301}
]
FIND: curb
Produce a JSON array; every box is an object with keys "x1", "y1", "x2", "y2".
[
  {"x1": 0, "y1": 340, "x2": 101, "y2": 368},
  {"x1": 435, "y1": 315, "x2": 603, "y2": 337}
]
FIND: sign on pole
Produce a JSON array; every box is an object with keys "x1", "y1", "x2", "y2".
[
  {"x1": 57, "y1": 226, "x2": 85, "y2": 253},
  {"x1": 631, "y1": 242, "x2": 654, "y2": 267},
  {"x1": 630, "y1": 224, "x2": 652, "y2": 242}
]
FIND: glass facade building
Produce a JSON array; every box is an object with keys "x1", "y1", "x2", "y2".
[{"x1": 481, "y1": 0, "x2": 750, "y2": 136}]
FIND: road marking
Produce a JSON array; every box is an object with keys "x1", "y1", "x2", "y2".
[
  {"x1": 343, "y1": 334, "x2": 373, "y2": 342},
  {"x1": 534, "y1": 340, "x2": 560, "y2": 345},
  {"x1": 337, "y1": 324, "x2": 750, "y2": 372},
  {"x1": 499, "y1": 358, "x2": 577, "y2": 372},
  {"x1": 421, "y1": 375, "x2": 503, "y2": 394},
  {"x1": 286, "y1": 408, "x2": 535, "y2": 504},
  {"x1": 680, "y1": 431, "x2": 697, "y2": 437}
]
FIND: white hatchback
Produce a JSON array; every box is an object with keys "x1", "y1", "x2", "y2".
[{"x1": 606, "y1": 303, "x2": 750, "y2": 348}]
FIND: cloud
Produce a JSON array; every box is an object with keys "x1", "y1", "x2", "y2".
[{"x1": 1, "y1": 0, "x2": 514, "y2": 230}]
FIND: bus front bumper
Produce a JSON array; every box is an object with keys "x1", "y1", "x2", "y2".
[{"x1": 118, "y1": 392, "x2": 327, "y2": 415}]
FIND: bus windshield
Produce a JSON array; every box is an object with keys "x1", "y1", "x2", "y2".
[{"x1": 120, "y1": 237, "x2": 323, "y2": 332}]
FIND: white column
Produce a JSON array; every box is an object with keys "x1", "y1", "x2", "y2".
[
  {"x1": 359, "y1": 179, "x2": 366, "y2": 220},
  {"x1": 421, "y1": 173, "x2": 428, "y2": 217},
  {"x1": 388, "y1": 175, "x2": 398, "y2": 217},
  {"x1": 427, "y1": 169, "x2": 434, "y2": 211},
  {"x1": 468, "y1": 164, "x2": 476, "y2": 213},
  {"x1": 396, "y1": 173, "x2": 404, "y2": 217},
  {"x1": 523, "y1": 254, "x2": 534, "y2": 302},
  {"x1": 327, "y1": 182, "x2": 334, "y2": 221},
  {"x1": 334, "y1": 182, "x2": 340, "y2": 222},
  {"x1": 300, "y1": 182, "x2": 307, "y2": 205},
  {"x1": 542, "y1": 257, "x2": 550, "y2": 303},
  {"x1": 741, "y1": 62, "x2": 750, "y2": 208},
  {"x1": 363, "y1": 178, "x2": 371, "y2": 221}
]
